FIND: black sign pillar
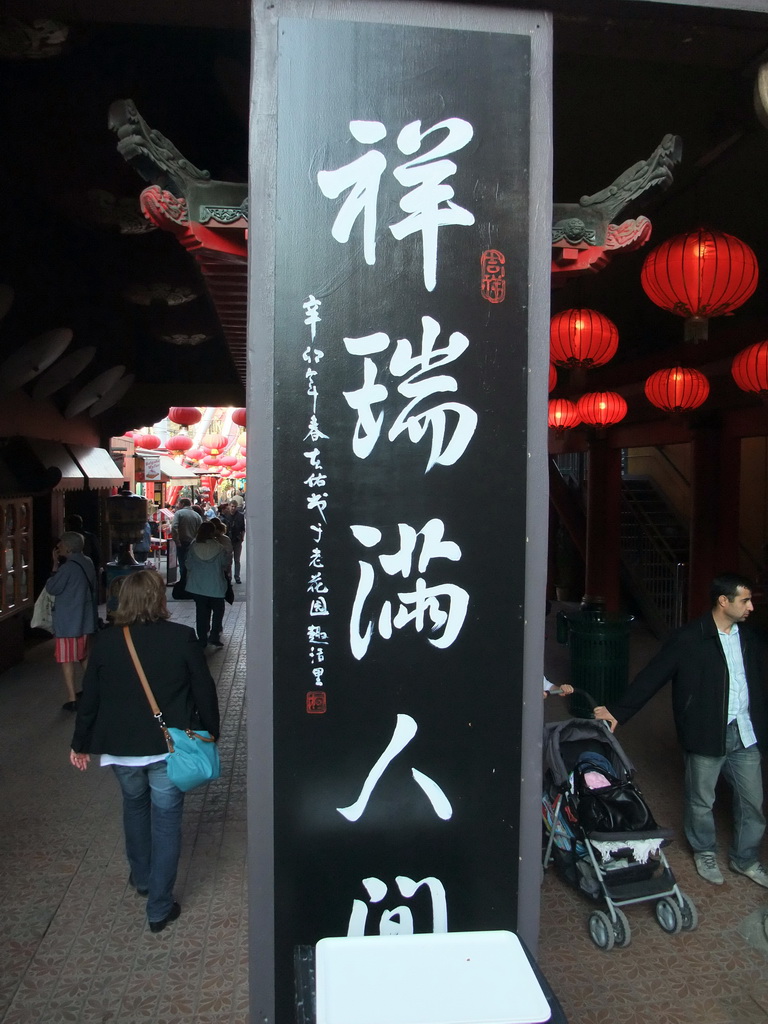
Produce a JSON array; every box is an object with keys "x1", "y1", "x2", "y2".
[{"x1": 248, "y1": 3, "x2": 552, "y2": 1020}]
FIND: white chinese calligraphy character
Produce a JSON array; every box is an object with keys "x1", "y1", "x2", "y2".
[
  {"x1": 304, "y1": 415, "x2": 329, "y2": 442},
  {"x1": 390, "y1": 118, "x2": 475, "y2": 291},
  {"x1": 303, "y1": 295, "x2": 322, "y2": 339},
  {"x1": 336, "y1": 714, "x2": 452, "y2": 822},
  {"x1": 349, "y1": 519, "x2": 468, "y2": 658},
  {"x1": 347, "y1": 875, "x2": 448, "y2": 936},
  {"x1": 343, "y1": 318, "x2": 477, "y2": 471},
  {"x1": 310, "y1": 596, "x2": 329, "y2": 617},
  {"x1": 317, "y1": 120, "x2": 387, "y2": 266},
  {"x1": 307, "y1": 624, "x2": 328, "y2": 643}
]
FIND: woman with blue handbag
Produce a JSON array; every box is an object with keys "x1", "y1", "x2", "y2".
[{"x1": 69, "y1": 569, "x2": 219, "y2": 933}]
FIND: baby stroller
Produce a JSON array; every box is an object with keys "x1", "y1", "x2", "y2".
[{"x1": 542, "y1": 694, "x2": 697, "y2": 950}]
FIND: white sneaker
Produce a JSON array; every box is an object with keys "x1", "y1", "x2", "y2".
[
  {"x1": 694, "y1": 851, "x2": 724, "y2": 885},
  {"x1": 729, "y1": 860, "x2": 768, "y2": 888}
]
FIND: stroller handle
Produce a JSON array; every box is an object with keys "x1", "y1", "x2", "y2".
[{"x1": 548, "y1": 686, "x2": 608, "y2": 720}]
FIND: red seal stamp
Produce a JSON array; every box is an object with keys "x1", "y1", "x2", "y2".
[
  {"x1": 306, "y1": 691, "x2": 327, "y2": 714},
  {"x1": 480, "y1": 249, "x2": 506, "y2": 303}
]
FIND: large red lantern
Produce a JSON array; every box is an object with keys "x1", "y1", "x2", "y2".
[
  {"x1": 548, "y1": 398, "x2": 581, "y2": 432},
  {"x1": 135, "y1": 432, "x2": 161, "y2": 450},
  {"x1": 576, "y1": 391, "x2": 627, "y2": 429},
  {"x1": 550, "y1": 309, "x2": 619, "y2": 370},
  {"x1": 231, "y1": 408, "x2": 247, "y2": 428},
  {"x1": 731, "y1": 340, "x2": 768, "y2": 396},
  {"x1": 219, "y1": 455, "x2": 238, "y2": 467},
  {"x1": 186, "y1": 447, "x2": 204, "y2": 461},
  {"x1": 166, "y1": 434, "x2": 194, "y2": 453},
  {"x1": 644, "y1": 366, "x2": 709, "y2": 412},
  {"x1": 202, "y1": 455, "x2": 221, "y2": 467},
  {"x1": 168, "y1": 406, "x2": 202, "y2": 427},
  {"x1": 641, "y1": 228, "x2": 758, "y2": 341},
  {"x1": 201, "y1": 433, "x2": 229, "y2": 455},
  {"x1": 548, "y1": 363, "x2": 557, "y2": 393}
]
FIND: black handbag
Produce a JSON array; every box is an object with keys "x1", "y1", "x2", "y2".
[{"x1": 578, "y1": 778, "x2": 656, "y2": 833}]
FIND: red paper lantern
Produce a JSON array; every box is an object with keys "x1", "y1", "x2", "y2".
[
  {"x1": 644, "y1": 366, "x2": 709, "y2": 412},
  {"x1": 166, "y1": 434, "x2": 194, "y2": 453},
  {"x1": 641, "y1": 228, "x2": 758, "y2": 340},
  {"x1": 232, "y1": 408, "x2": 247, "y2": 427},
  {"x1": 219, "y1": 455, "x2": 237, "y2": 467},
  {"x1": 201, "y1": 432, "x2": 229, "y2": 455},
  {"x1": 219, "y1": 467, "x2": 232, "y2": 478},
  {"x1": 731, "y1": 340, "x2": 768, "y2": 396},
  {"x1": 237, "y1": 431, "x2": 247, "y2": 449},
  {"x1": 186, "y1": 447, "x2": 204, "y2": 461},
  {"x1": 548, "y1": 363, "x2": 557, "y2": 393},
  {"x1": 202, "y1": 455, "x2": 221, "y2": 467},
  {"x1": 548, "y1": 398, "x2": 581, "y2": 432},
  {"x1": 136, "y1": 433, "x2": 161, "y2": 450},
  {"x1": 168, "y1": 406, "x2": 202, "y2": 427},
  {"x1": 550, "y1": 309, "x2": 619, "y2": 369},
  {"x1": 576, "y1": 391, "x2": 627, "y2": 429},
  {"x1": 233, "y1": 458, "x2": 247, "y2": 471}
]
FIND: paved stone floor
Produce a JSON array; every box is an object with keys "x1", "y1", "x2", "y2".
[
  {"x1": 0, "y1": 577, "x2": 248, "y2": 1024},
  {"x1": 2, "y1": 590, "x2": 768, "y2": 1024}
]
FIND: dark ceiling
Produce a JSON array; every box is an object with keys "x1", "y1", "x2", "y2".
[{"x1": 1, "y1": 0, "x2": 768, "y2": 437}]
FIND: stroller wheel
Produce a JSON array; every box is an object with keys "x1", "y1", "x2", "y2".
[
  {"x1": 588, "y1": 910, "x2": 616, "y2": 951},
  {"x1": 655, "y1": 896, "x2": 683, "y2": 934},
  {"x1": 611, "y1": 906, "x2": 631, "y2": 947},
  {"x1": 677, "y1": 889, "x2": 698, "y2": 931}
]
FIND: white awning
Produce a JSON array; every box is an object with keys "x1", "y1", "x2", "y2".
[
  {"x1": 67, "y1": 445, "x2": 125, "y2": 489},
  {"x1": 157, "y1": 455, "x2": 199, "y2": 483},
  {"x1": 27, "y1": 439, "x2": 85, "y2": 490}
]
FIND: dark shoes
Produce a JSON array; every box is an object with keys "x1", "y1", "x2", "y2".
[
  {"x1": 149, "y1": 901, "x2": 181, "y2": 933},
  {"x1": 234, "y1": 577, "x2": 241, "y2": 584},
  {"x1": 209, "y1": 638, "x2": 224, "y2": 648},
  {"x1": 128, "y1": 873, "x2": 149, "y2": 897},
  {"x1": 62, "y1": 701, "x2": 78, "y2": 712}
]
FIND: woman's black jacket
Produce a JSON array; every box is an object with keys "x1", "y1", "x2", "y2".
[{"x1": 71, "y1": 620, "x2": 220, "y2": 756}]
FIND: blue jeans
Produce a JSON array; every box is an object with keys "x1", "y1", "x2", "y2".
[
  {"x1": 684, "y1": 720, "x2": 765, "y2": 869},
  {"x1": 112, "y1": 761, "x2": 185, "y2": 923}
]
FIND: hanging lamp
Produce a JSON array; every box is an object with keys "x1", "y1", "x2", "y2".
[
  {"x1": 168, "y1": 406, "x2": 202, "y2": 427},
  {"x1": 731, "y1": 340, "x2": 768, "y2": 397},
  {"x1": 576, "y1": 391, "x2": 627, "y2": 429},
  {"x1": 640, "y1": 227, "x2": 758, "y2": 341},
  {"x1": 550, "y1": 308, "x2": 619, "y2": 370},
  {"x1": 548, "y1": 398, "x2": 581, "y2": 432},
  {"x1": 644, "y1": 367, "x2": 709, "y2": 413}
]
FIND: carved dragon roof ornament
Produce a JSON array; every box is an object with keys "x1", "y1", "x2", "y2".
[
  {"x1": 552, "y1": 133, "x2": 682, "y2": 281},
  {"x1": 109, "y1": 100, "x2": 248, "y2": 385}
]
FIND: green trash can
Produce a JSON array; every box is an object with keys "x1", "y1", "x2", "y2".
[{"x1": 556, "y1": 610, "x2": 634, "y2": 717}]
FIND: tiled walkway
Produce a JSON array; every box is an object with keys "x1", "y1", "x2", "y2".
[
  {"x1": 2, "y1": 595, "x2": 768, "y2": 1023},
  {"x1": 0, "y1": 580, "x2": 248, "y2": 1024}
]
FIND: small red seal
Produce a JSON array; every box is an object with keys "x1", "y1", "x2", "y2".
[
  {"x1": 306, "y1": 691, "x2": 327, "y2": 714},
  {"x1": 481, "y1": 249, "x2": 506, "y2": 303}
]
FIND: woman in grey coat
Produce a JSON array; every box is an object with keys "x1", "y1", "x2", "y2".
[
  {"x1": 45, "y1": 531, "x2": 98, "y2": 710},
  {"x1": 184, "y1": 520, "x2": 230, "y2": 648}
]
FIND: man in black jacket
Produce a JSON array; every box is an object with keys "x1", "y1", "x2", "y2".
[
  {"x1": 596, "y1": 573, "x2": 768, "y2": 888},
  {"x1": 224, "y1": 501, "x2": 245, "y2": 584}
]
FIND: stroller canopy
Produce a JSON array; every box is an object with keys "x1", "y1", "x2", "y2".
[{"x1": 544, "y1": 719, "x2": 636, "y2": 789}]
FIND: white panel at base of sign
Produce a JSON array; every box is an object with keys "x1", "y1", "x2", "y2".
[{"x1": 315, "y1": 930, "x2": 551, "y2": 1024}]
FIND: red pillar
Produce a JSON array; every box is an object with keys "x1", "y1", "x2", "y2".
[
  {"x1": 688, "y1": 422, "x2": 740, "y2": 617},
  {"x1": 584, "y1": 438, "x2": 622, "y2": 611}
]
